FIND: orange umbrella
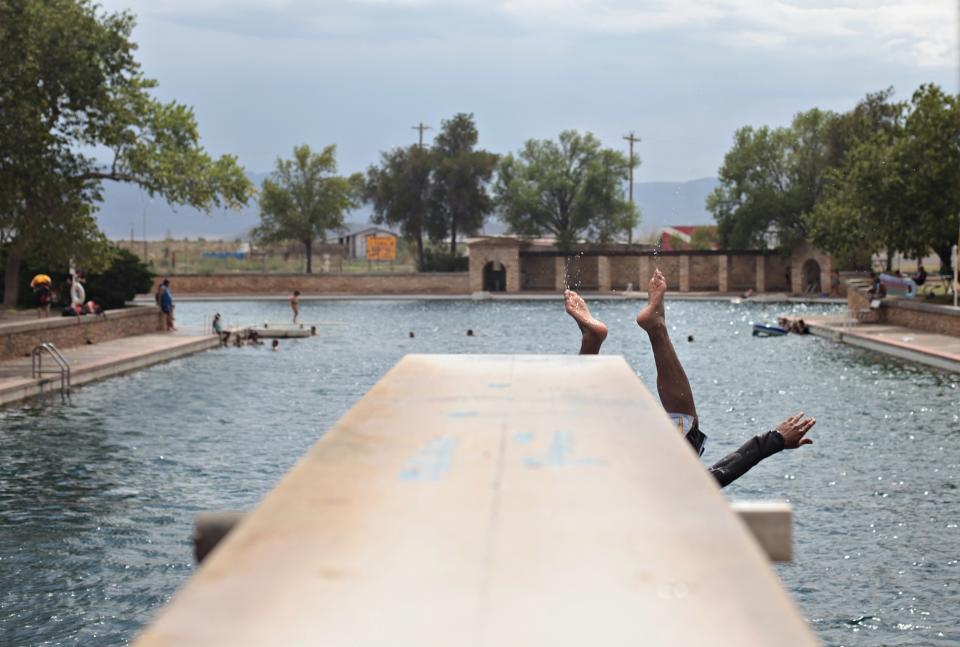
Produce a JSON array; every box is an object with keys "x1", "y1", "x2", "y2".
[{"x1": 30, "y1": 274, "x2": 52, "y2": 287}]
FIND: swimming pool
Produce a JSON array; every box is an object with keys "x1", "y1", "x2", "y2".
[{"x1": 1, "y1": 298, "x2": 958, "y2": 645}]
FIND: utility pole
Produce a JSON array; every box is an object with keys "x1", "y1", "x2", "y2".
[
  {"x1": 623, "y1": 132, "x2": 640, "y2": 245},
  {"x1": 412, "y1": 122, "x2": 433, "y2": 148},
  {"x1": 142, "y1": 198, "x2": 150, "y2": 264}
]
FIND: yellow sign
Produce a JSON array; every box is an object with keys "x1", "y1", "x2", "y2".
[{"x1": 366, "y1": 235, "x2": 397, "y2": 261}]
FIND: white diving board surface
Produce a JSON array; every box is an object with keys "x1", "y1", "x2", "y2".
[{"x1": 134, "y1": 354, "x2": 819, "y2": 646}]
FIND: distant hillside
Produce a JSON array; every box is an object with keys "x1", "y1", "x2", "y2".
[{"x1": 94, "y1": 174, "x2": 718, "y2": 241}]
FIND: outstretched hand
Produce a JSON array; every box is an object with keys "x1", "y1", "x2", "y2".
[{"x1": 775, "y1": 412, "x2": 816, "y2": 449}]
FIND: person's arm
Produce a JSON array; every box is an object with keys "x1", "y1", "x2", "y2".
[{"x1": 709, "y1": 413, "x2": 815, "y2": 488}]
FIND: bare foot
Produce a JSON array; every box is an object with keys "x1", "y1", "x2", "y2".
[
  {"x1": 636, "y1": 270, "x2": 667, "y2": 332},
  {"x1": 564, "y1": 290, "x2": 608, "y2": 353}
]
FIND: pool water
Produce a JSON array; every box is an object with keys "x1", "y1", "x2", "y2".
[{"x1": 1, "y1": 298, "x2": 958, "y2": 646}]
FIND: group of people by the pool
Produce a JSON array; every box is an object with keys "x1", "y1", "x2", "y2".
[
  {"x1": 777, "y1": 316, "x2": 810, "y2": 335},
  {"x1": 566, "y1": 269, "x2": 816, "y2": 488},
  {"x1": 212, "y1": 314, "x2": 280, "y2": 351}
]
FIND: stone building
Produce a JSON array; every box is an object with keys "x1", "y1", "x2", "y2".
[{"x1": 467, "y1": 238, "x2": 836, "y2": 295}]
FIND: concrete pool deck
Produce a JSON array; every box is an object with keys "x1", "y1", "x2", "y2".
[
  {"x1": 0, "y1": 330, "x2": 218, "y2": 407},
  {"x1": 806, "y1": 315, "x2": 960, "y2": 373}
]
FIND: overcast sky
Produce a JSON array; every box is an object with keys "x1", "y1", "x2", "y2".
[{"x1": 98, "y1": 0, "x2": 958, "y2": 182}]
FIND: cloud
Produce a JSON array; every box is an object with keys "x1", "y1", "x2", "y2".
[
  {"x1": 495, "y1": 0, "x2": 956, "y2": 67},
  {"x1": 108, "y1": 0, "x2": 956, "y2": 67}
]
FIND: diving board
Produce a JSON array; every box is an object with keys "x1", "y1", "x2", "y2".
[{"x1": 134, "y1": 354, "x2": 818, "y2": 647}]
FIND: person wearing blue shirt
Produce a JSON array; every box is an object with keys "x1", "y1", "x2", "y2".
[{"x1": 159, "y1": 279, "x2": 175, "y2": 331}]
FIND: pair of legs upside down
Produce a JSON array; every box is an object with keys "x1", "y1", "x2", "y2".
[{"x1": 564, "y1": 269, "x2": 816, "y2": 488}]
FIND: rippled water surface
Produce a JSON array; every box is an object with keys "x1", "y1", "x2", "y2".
[{"x1": 2, "y1": 298, "x2": 959, "y2": 646}]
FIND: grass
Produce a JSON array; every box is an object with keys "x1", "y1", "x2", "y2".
[{"x1": 114, "y1": 239, "x2": 418, "y2": 274}]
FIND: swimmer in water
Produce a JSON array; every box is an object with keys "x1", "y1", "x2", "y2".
[{"x1": 564, "y1": 269, "x2": 816, "y2": 488}]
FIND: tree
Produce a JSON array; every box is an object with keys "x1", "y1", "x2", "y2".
[
  {"x1": 897, "y1": 84, "x2": 960, "y2": 276},
  {"x1": 0, "y1": 0, "x2": 253, "y2": 306},
  {"x1": 495, "y1": 130, "x2": 635, "y2": 250},
  {"x1": 428, "y1": 113, "x2": 498, "y2": 256},
  {"x1": 364, "y1": 144, "x2": 432, "y2": 268},
  {"x1": 688, "y1": 226, "x2": 719, "y2": 250},
  {"x1": 255, "y1": 145, "x2": 362, "y2": 273},
  {"x1": 708, "y1": 109, "x2": 836, "y2": 251},
  {"x1": 806, "y1": 134, "x2": 908, "y2": 270},
  {"x1": 805, "y1": 85, "x2": 960, "y2": 273}
]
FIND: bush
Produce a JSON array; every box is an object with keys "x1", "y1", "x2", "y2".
[
  {"x1": 418, "y1": 250, "x2": 468, "y2": 272},
  {"x1": 84, "y1": 248, "x2": 154, "y2": 309},
  {"x1": 0, "y1": 245, "x2": 153, "y2": 310}
]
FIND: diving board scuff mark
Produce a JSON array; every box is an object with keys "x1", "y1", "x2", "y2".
[{"x1": 398, "y1": 437, "x2": 460, "y2": 481}]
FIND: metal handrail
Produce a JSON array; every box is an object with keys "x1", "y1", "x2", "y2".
[{"x1": 31, "y1": 342, "x2": 71, "y2": 399}]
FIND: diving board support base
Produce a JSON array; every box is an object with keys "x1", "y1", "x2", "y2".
[
  {"x1": 192, "y1": 503, "x2": 794, "y2": 564},
  {"x1": 731, "y1": 501, "x2": 793, "y2": 563}
]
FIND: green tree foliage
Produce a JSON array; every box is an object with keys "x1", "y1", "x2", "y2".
[
  {"x1": 428, "y1": 113, "x2": 498, "y2": 256},
  {"x1": 708, "y1": 109, "x2": 835, "y2": 251},
  {"x1": 897, "y1": 85, "x2": 960, "y2": 275},
  {"x1": 804, "y1": 85, "x2": 959, "y2": 274},
  {"x1": 82, "y1": 247, "x2": 153, "y2": 309},
  {"x1": 495, "y1": 131, "x2": 635, "y2": 250},
  {"x1": 364, "y1": 145, "x2": 432, "y2": 268},
  {"x1": 806, "y1": 136, "x2": 906, "y2": 270},
  {"x1": 255, "y1": 145, "x2": 363, "y2": 273},
  {"x1": 0, "y1": 0, "x2": 253, "y2": 306},
  {"x1": 688, "y1": 226, "x2": 719, "y2": 250}
]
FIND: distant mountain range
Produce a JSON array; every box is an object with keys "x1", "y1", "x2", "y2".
[{"x1": 94, "y1": 174, "x2": 720, "y2": 241}]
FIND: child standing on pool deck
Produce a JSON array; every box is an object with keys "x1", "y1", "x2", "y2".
[{"x1": 290, "y1": 290, "x2": 301, "y2": 323}]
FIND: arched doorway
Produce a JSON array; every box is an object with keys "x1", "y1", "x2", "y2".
[
  {"x1": 483, "y1": 261, "x2": 507, "y2": 292},
  {"x1": 802, "y1": 259, "x2": 821, "y2": 294}
]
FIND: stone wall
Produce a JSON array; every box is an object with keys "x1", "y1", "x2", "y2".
[
  {"x1": 763, "y1": 255, "x2": 791, "y2": 291},
  {"x1": 653, "y1": 256, "x2": 681, "y2": 290},
  {"x1": 468, "y1": 239, "x2": 837, "y2": 295},
  {"x1": 154, "y1": 273, "x2": 471, "y2": 295},
  {"x1": 0, "y1": 306, "x2": 163, "y2": 361},
  {"x1": 522, "y1": 256, "x2": 556, "y2": 290},
  {"x1": 790, "y1": 242, "x2": 834, "y2": 295},
  {"x1": 689, "y1": 256, "x2": 720, "y2": 291},
  {"x1": 847, "y1": 284, "x2": 871, "y2": 312},
  {"x1": 560, "y1": 255, "x2": 599, "y2": 291},
  {"x1": 847, "y1": 282, "x2": 960, "y2": 336},
  {"x1": 882, "y1": 300, "x2": 960, "y2": 337},
  {"x1": 610, "y1": 256, "x2": 640, "y2": 291},
  {"x1": 729, "y1": 256, "x2": 756, "y2": 290},
  {"x1": 469, "y1": 243, "x2": 521, "y2": 292}
]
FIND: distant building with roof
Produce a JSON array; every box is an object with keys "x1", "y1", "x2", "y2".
[
  {"x1": 328, "y1": 224, "x2": 399, "y2": 259},
  {"x1": 658, "y1": 226, "x2": 720, "y2": 251}
]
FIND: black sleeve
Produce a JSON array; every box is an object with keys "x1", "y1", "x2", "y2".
[{"x1": 708, "y1": 430, "x2": 785, "y2": 488}]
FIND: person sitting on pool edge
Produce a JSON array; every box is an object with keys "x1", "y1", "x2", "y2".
[{"x1": 563, "y1": 269, "x2": 816, "y2": 488}]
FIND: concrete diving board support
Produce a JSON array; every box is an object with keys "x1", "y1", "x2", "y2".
[{"x1": 133, "y1": 354, "x2": 818, "y2": 647}]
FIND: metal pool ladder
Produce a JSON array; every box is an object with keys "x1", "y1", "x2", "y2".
[{"x1": 31, "y1": 342, "x2": 71, "y2": 400}]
